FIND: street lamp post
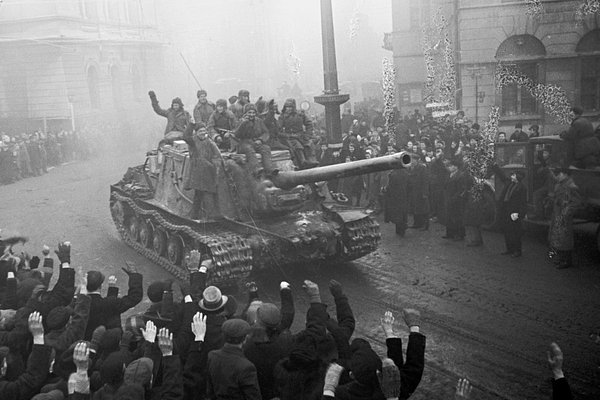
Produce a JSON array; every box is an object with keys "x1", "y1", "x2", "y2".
[{"x1": 314, "y1": 0, "x2": 349, "y2": 147}]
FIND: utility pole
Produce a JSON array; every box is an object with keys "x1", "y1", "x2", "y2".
[{"x1": 314, "y1": 0, "x2": 349, "y2": 147}]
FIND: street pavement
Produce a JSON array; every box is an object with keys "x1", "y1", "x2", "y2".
[{"x1": 0, "y1": 150, "x2": 599, "y2": 400}]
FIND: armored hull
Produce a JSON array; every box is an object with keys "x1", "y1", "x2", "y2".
[{"x1": 110, "y1": 145, "x2": 409, "y2": 286}]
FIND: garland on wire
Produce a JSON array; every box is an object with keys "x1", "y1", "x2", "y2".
[
  {"x1": 525, "y1": 0, "x2": 544, "y2": 18},
  {"x1": 466, "y1": 107, "x2": 500, "y2": 200},
  {"x1": 286, "y1": 44, "x2": 301, "y2": 79},
  {"x1": 439, "y1": 30, "x2": 457, "y2": 109},
  {"x1": 382, "y1": 58, "x2": 397, "y2": 133},
  {"x1": 495, "y1": 64, "x2": 571, "y2": 124},
  {"x1": 421, "y1": 9, "x2": 456, "y2": 107},
  {"x1": 575, "y1": 0, "x2": 600, "y2": 23},
  {"x1": 349, "y1": 6, "x2": 360, "y2": 41}
]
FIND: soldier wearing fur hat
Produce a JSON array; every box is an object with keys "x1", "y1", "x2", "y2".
[
  {"x1": 193, "y1": 89, "x2": 215, "y2": 125},
  {"x1": 148, "y1": 90, "x2": 191, "y2": 138},
  {"x1": 233, "y1": 103, "x2": 274, "y2": 175},
  {"x1": 208, "y1": 99, "x2": 238, "y2": 152},
  {"x1": 278, "y1": 98, "x2": 318, "y2": 169},
  {"x1": 230, "y1": 89, "x2": 251, "y2": 121}
]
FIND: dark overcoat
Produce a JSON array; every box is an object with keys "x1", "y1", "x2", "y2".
[
  {"x1": 182, "y1": 124, "x2": 221, "y2": 193},
  {"x1": 384, "y1": 169, "x2": 409, "y2": 225},
  {"x1": 548, "y1": 177, "x2": 581, "y2": 251}
]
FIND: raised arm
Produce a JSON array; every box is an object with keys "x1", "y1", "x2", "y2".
[{"x1": 149, "y1": 91, "x2": 169, "y2": 118}]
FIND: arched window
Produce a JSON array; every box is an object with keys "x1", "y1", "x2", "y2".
[
  {"x1": 577, "y1": 30, "x2": 600, "y2": 111},
  {"x1": 87, "y1": 66, "x2": 100, "y2": 109},
  {"x1": 496, "y1": 35, "x2": 546, "y2": 116},
  {"x1": 111, "y1": 65, "x2": 122, "y2": 108}
]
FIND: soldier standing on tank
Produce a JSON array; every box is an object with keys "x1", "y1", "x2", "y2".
[
  {"x1": 148, "y1": 90, "x2": 191, "y2": 143},
  {"x1": 233, "y1": 104, "x2": 273, "y2": 176},
  {"x1": 277, "y1": 98, "x2": 318, "y2": 169},
  {"x1": 193, "y1": 89, "x2": 215, "y2": 125},
  {"x1": 182, "y1": 122, "x2": 221, "y2": 219},
  {"x1": 207, "y1": 99, "x2": 238, "y2": 152}
]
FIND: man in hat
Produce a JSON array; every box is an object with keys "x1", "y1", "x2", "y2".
[
  {"x1": 84, "y1": 262, "x2": 143, "y2": 340},
  {"x1": 561, "y1": 106, "x2": 598, "y2": 168},
  {"x1": 230, "y1": 90, "x2": 251, "y2": 121},
  {"x1": 493, "y1": 165, "x2": 528, "y2": 257},
  {"x1": 528, "y1": 124, "x2": 540, "y2": 139},
  {"x1": 509, "y1": 122, "x2": 529, "y2": 142},
  {"x1": 193, "y1": 89, "x2": 215, "y2": 125},
  {"x1": 207, "y1": 318, "x2": 262, "y2": 400},
  {"x1": 148, "y1": 90, "x2": 191, "y2": 140},
  {"x1": 208, "y1": 99, "x2": 238, "y2": 151},
  {"x1": 233, "y1": 103, "x2": 273, "y2": 175}
]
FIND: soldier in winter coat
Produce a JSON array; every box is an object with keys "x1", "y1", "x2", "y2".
[
  {"x1": 278, "y1": 98, "x2": 318, "y2": 169},
  {"x1": 182, "y1": 123, "x2": 222, "y2": 219},
  {"x1": 193, "y1": 89, "x2": 215, "y2": 125},
  {"x1": 149, "y1": 90, "x2": 191, "y2": 139}
]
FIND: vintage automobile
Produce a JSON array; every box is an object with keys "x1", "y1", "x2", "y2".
[{"x1": 493, "y1": 136, "x2": 600, "y2": 251}]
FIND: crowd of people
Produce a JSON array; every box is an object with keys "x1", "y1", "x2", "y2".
[
  {"x1": 0, "y1": 237, "x2": 574, "y2": 399},
  {"x1": 0, "y1": 131, "x2": 89, "y2": 185}
]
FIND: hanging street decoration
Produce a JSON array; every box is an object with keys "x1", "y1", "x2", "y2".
[
  {"x1": 382, "y1": 58, "x2": 397, "y2": 133},
  {"x1": 466, "y1": 106, "x2": 500, "y2": 200},
  {"x1": 495, "y1": 64, "x2": 571, "y2": 125},
  {"x1": 525, "y1": 0, "x2": 544, "y2": 18}
]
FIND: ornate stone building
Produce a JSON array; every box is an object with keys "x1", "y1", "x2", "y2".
[
  {"x1": 0, "y1": 0, "x2": 164, "y2": 133},
  {"x1": 389, "y1": 0, "x2": 600, "y2": 132}
]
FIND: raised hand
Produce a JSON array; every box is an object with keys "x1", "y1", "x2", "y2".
[
  {"x1": 28, "y1": 311, "x2": 44, "y2": 344},
  {"x1": 245, "y1": 281, "x2": 258, "y2": 293},
  {"x1": 402, "y1": 308, "x2": 421, "y2": 329},
  {"x1": 55, "y1": 241, "x2": 71, "y2": 264},
  {"x1": 191, "y1": 312, "x2": 207, "y2": 342},
  {"x1": 122, "y1": 261, "x2": 138, "y2": 275},
  {"x1": 455, "y1": 378, "x2": 472, "y2": 399},
  {"x1": 547, "y1": 342, "x2": 564, "y2": 377},
  {"x1": 108, "y1": 275, "x2": 118, "y2": 287},
  {"x1": 157, "y1": 327, "x2": 173, "y2": 356},
  {"x1": 141, "y1": 320, "x2": 157, "y2": 343},
  {"x1": 380, "y1": 310, "x2": 397, "y2": 338},
  {"x1": 148, "y1": 90, "x2": 156, "y2": 99},
  {"x1": 187, "y1": 250, "x2": 201, "y2": 272},
  {"x1": 73, "y1": 341, "x2": 90, "y2": 372},
  {"x1": 42, "y1": 245, "x2": 50, "y2": 256},
  {"x1": 328, "y1": 279, "x2": 343, "y2": 297}
]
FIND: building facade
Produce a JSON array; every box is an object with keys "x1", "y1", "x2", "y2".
[
  {"x1": 389, "y1": 0, "x2": 600, "y2": 133},
  {"x1": 0, "y1": 0, "x2": 164, "y2": 133}
]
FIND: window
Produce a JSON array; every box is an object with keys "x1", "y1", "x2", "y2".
[
  {"x1": 87, "y1": 66, "x2": 100, "y2": 109},
  {"x1": 501, "y1": 63, "x2": 538, "y2": 116},
  {"x1": 581, "y1": 57, "x2": 600, "y2": 111}
]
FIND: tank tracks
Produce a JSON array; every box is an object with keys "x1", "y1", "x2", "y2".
[
  {"x1": 110, "y1": 190, "x2": 253, "y2": 287},
  {"x1": 341, "y1": 217, "x2": 381, "y2": 260}
]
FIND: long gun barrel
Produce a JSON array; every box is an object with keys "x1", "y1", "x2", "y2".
[{"x1": 271, "y1": 152, "x2": 412, "y2": 189}]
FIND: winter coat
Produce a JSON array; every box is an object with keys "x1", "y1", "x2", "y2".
[
  {"x1": 561, "y1": 116, "x2": 595, "y2": 161},
  {"x1": 207, "y1": 110, "x2": 238, "y2": 139},
  {"x1": 234, "y1": 117, "x2": 269, "y2": 142},
  {"x1": 408, "y1": 163, "x2": 430, "y2": 215},
  {"x1": 229, "y1": 101, "x2": 247, "y2": 121},
  {"x1": 445, "y1": 169, "x2": 470, "y2": 225},
  {"x1": 44, "y1": 293, "x2": 91, "y2": 355},
  {"x1": 384, "y1": 169, "x2": 409, "y2": 225},
  {"x1": 207, "y1": 344, "x2": 262, "y2": 400},
  {"x1": 509, "y1": 130, "x2": 529, "y2": 142},
  {"x1": 278, "y1": 99, "x2": 314, "y2": 144},
  {"x1": 494, "y1": 165, "x2": 528, "y2": 227},
  {"x1": 548, "y1": 177, "x2": 581, "y2": 251},
  {"x1": 0, "y1": 344, "x2": 52, "y2": 400},
  {"x1": 151, "y1": 99, "x2": 191, "y2": 134},
  {"x1": 182, "y1": 124, "x2": 221, "y2": 193},
  {"x1": 84, "y1": 272, "x2": 143, "y2": 340},
  {"x1": 193, "y1": 100, "x2": 215, "y2": 125}
]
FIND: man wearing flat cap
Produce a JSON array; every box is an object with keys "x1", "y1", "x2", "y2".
[{"x1": 207, "y1": 318, "x2": 262, "y2": 400}]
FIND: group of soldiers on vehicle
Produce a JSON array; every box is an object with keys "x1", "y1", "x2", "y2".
[{"x1": 149, "y1": 89, "x2": 319, "y2": 177}]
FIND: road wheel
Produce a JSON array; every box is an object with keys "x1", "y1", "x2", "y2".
[
  {"x1": 111, "y1": 201, "x2": 125, "y2": 226},
  {"x1": 139, "y1": 220, "x2": 154, "y2": 249},
  {"x1": 167, "y1": 235, "x2": 184, "y2": 265},
  {"x1": 128, "y1": 217, "x2": 140, "y2": 242},
  {"x1": 153, "y1": 229, "x2": 167, "y2": 256}
]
